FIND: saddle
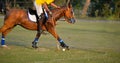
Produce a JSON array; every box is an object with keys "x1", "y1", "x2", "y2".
[
  {"x1": 28, "y1": 8, "x2": 45, "y2": 33},
  {"x1": 27, "y1": 8, "x2": 39, "y2": 22},
  {"x1": 28, "y1": 8, "x2": 48, "y2": 24}
]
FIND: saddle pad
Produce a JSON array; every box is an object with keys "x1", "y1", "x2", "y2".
[{"x1": 28, "y1": 11, "x2": 37, "y2": 22}]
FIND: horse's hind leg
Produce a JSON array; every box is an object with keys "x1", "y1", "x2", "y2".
[
  {"x1": 1, "y1": 29, "x2": 12, "y2": 48},
  {"x1": 0, "y1": 24, "x2": 15, "y2": 47}
]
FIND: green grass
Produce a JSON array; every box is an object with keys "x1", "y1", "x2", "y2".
[{"x1": 0, "y1": 18, "x2": 120, "y2": 63}]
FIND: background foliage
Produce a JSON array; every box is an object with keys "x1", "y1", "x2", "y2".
[{"x1": 0, "y1": 0, "x2": 120, "y2": 20}]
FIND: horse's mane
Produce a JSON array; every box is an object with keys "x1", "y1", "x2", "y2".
[
  {"x1": 51, "y1": 6, "x2": 66, "y2": 13},
  {"x1": 50, "y1": 6, "x2": 67, "y2": 21}
]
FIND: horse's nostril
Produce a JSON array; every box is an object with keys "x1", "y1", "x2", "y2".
[{"x1": 70, "y1": 18, "x2": 75, "y2": 24}]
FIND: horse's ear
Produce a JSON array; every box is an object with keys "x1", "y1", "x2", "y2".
[
  {"x1": 5, "y1": 0, "x2": 11, "y2": 11},
  {"x1": 66, "y1": 0, "x2": 71, "y2": 8}
]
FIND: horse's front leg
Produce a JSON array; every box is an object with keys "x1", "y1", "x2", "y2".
[
  {"x1": 46, "y1": 24, "x2": 69, "y2": 50},
  {"x1": 32, "y1": 31, "x2": 43, "y2": 48}
]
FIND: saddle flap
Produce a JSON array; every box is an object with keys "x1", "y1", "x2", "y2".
[
  {"x1": 28, "y1": 8, "x2": 37, "y2": 15},
  {"x1": 28, "y1": 8, "x2": 37, "y2": 22}
]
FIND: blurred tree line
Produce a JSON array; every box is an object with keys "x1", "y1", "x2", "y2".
[
  {"x1": 0, "y1": 0, "x2": 120, "y2": 20},
  {"x1": 56, "y1": 0, "x2": 120, "y2": 19},
  {"x1": 0, "y1": 0, "x2": 33, "y2": 9},
  {"x1": 88, "y1": 0, "x2": 120, "y2": 18}
]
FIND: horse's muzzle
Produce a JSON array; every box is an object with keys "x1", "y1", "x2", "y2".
[{"x1": 69, "y1": 18, "x2": 75, "y2": 24}]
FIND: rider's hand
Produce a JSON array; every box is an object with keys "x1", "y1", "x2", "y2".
[
  {"x1": 49, "y1": 11, "x2": 52, "y2": 17},
  {"x1": 49, "y1": 11, "x2": 52, "y2": 15},
  {"x1": 57, "y1": 6, "x2": 60, "y2": 8}
]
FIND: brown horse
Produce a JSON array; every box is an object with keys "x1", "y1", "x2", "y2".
[{"x1": 0, "y1": 0, "x2": 75, "y2": 50}]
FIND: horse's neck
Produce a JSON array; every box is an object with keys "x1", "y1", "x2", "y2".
[{"x1": 52, "y1": 7, "x2": 66, "y2": 21}]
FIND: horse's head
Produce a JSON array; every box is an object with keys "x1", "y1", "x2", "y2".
[{"x1": 64, "y1": 0, "x2": 75, "y2": 24}]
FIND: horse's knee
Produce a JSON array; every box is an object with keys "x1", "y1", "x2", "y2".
[
  {"x1": 0, "y1": 28, "x2": 1, "y2": 33},
  {"x1": 1, "y1": 24, "x2": 13, "y2": 32},
  {"x1": 0, "y1": 27, "x2": 7, "y2": 33}
]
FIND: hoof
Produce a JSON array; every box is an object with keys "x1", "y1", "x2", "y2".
[
  {"x1": 65, "y1": 46, "x2": 69, "y2": 50},
  {"x1": 62, "y1": 46, "x2": 69, "y2": 51},
  {"x1": 1, "y1": 45, "x2": 10, "y2": 49},
  {"x1": 32, "y1": 45, "x2": 38, "y2": 49},
  {"x1": 1, "y1": 45, "x2": 8, "y2": 48},
  {"x1": 32, "y1": 42, "x2": 38, "y2": 49}
]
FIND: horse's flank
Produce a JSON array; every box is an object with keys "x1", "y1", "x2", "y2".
[{"x1": 4, "y1": 8, "x2": 40, "y2": 30}]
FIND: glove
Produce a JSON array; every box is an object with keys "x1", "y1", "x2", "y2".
[
  {"x1": 49, "y1": 11, "x2": 52, "y2": 17},
  {"x1": 49, "y1": 11, "x2": 52, "y2": 15},
  {"x1": 57, "y1": 6, "x2": 60, "y2": 8}
]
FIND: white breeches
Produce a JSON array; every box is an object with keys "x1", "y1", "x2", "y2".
[{"x1": 34, "y1": 1, "x2": 43, "y2": 16}]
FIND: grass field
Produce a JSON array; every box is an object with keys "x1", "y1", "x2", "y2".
[{"x1": 0, "y1": 18, "x2": 120, "y2": 63}]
